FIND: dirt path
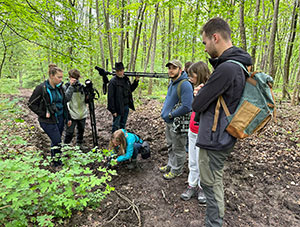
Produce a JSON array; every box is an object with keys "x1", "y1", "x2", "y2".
[{"x1": 20, "y1": 90, "x2": 300, "y2": 226}]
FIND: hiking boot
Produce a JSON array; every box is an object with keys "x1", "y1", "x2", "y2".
[
  {"x1": 163, "y1": 171, "x2": 182, "y2": 180},
  {"x1": 127, "y1": 159, "x2": 138, "y2": 170},
  {"x1": 180, "y1": 186, "x2": 197, "y2": 201},
  {"x1": 198, "y1": 188, "x2": 207, "y2": 204},
  {"x1": 159, "y1": 165, "x2": 171, "y2": 173}
]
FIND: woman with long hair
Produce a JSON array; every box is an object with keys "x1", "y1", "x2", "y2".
[{"x1": 180, "y1": 61, "x2": 210, "y2": 204}]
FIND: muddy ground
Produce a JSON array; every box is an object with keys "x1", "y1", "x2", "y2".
[{"x1": 18, "y1": 89, "x2": 300, "y2": 226}]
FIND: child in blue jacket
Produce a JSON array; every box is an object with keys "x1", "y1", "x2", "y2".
[{"x1": 109, "y1": 129, "x2": 143, "y2": 169}]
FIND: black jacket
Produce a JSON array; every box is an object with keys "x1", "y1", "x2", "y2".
[
  {"x1": 192, "y1": 46, "x2": 252, "y2": 151},
  {"x1": 107, "y1": 76, "x2": 139, "y2": 115},
  {"x1": 28, "y1": 81, "x2": 69, "y2": 124}
]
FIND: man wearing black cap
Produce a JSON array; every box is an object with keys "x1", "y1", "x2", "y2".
[
  {"x1": 107, "y1": 62, "x2": 139, "y2": 133},
  {"x1": 160, "y1": 59, "x2": 193, "y2": 180}
]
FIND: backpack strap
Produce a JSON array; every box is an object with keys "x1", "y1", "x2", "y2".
[
  {"x1": 212, "y1": 96, "x2": 231, "y2": 132},
  {"x1": 177, "y1": 79, "x2": 188, "y2": 103}
]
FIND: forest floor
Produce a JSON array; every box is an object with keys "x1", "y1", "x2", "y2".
[{"x1": 13, "y1": 89, "x2": 300, "y2": 226}]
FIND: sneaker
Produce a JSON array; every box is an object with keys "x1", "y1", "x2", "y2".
[
  {"x1": 159, "y1": 165, "x2": 171, "y2": 173},
  {"x1": 198, "y1": 188, "x2": 207, "y2": 204},
  {"x1": 163, "y1": 171, "x2": 182, "y2": 180},
  {"x1": 180, "y1": 186, "x2": 197, "y2": 201}
]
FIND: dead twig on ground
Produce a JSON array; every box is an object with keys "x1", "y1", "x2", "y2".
[
  {"x1": 161, "y1": 189, "x2": 171, "y2": 204},
  {"x1": 103, "y1": 190, "x2": 142, "y2": 227}
]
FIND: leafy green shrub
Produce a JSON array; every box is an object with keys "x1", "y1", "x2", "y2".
[
  {"x1": 0, "y1": 96, "x2": 116, "y2": 226},
  {"x1": 0, "y1": 147, "x2": 116, "y2": 226}
]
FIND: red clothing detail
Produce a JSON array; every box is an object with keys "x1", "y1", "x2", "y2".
[{"x1": 189, "y1": 112, "x2": 199, "y2": 134}]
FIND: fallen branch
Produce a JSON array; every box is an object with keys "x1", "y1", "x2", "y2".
[
  {"x1": 103, "y1": 190, "x2": 142, "y2": 227},
  {"x1": 115, "y1": 190, "x2": 141, "y2": 227},
  {"x1": 161, "y1": 189, "x2": 171, "y2": 204},
  {"x1": 0, "y1": 205, "x2": 11, "y2": 210},
  {"x1": 105, "y1": 205, "x2": 132, "y2": 224}
]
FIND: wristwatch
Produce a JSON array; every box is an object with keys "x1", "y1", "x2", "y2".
[{"x1": 168, "y1": 112, "x2": 173, "y2": 119}]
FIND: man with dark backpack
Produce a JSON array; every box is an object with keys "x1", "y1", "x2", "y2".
[{"x1": 192, "y1": 18, "x2": 252, "y2": 226}]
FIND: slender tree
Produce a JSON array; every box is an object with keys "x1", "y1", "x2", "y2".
[
  {"x1": 95, "y1": 0, "x2": 106, "y2": 68},
  {"x1": 251, "y1": 0, "x2": 260, "y2": 70},
  {"x1": 102, "y1": 0, "x2": 114, "y2": 70},
  {"x1": 282, "y1": 0, "x2": 299, "y2": 99},
  {"x1": 239, "y1": 0, "x2": 247, "y2": 51},
  {"x1": 268, "y1": 0, "x2": 280, "y2": 78}
]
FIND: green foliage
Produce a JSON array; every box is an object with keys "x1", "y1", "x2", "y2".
[
  {"x1": 0, "y1": 79, "x2": 19, "y2": 94},
  {"x1": 0, "y1": 97, "x2": 116, "y2": 226},
  {"x1": 0, "y1": 147, "x2": 116, "y2": 226}
]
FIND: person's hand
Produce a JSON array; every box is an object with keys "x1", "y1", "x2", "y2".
[
  {"x1": 135, "y1": 76, "x2": 140, "y2": 81},
  {"x1": 113, "y1": 113, "x2": 117, "y2": 117},
  {"x1": 69, "y1": 77, "x2": 77, "y2": 85},
  {"x1": 194, "y1": 83, "x2": 204, "y2": 96},
  {"x1": 46, "y1": 111, "x2": 50, "y2": 118},
  {"x1": 67, "y1": 120, "x2": 72, "y2": 127}
]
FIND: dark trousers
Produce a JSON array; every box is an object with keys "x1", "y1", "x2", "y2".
[
  {"x1": 39, "y1": 114, "x2": 64, "y2": 159},
  {"x1": 64, "y1": 118, "x2": 86, "y2": 144},
  {"x1": 132, "y1": 142, "x2": 143, "y2": 159},
  {"x1": 112, "y1": 105, "x2": 129, "y2": 133}
]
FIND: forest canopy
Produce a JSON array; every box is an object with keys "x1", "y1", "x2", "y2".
[{"x1": 0, "y1": 0, "x2": 300, "y2": 103}]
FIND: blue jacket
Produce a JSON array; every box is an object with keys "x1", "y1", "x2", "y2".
[
  {"x1": 192, "y1": 46, "x2": 252, "y2": 151},
  {"x1": 116, "y1": 129, "x2": 143, "y2": 162},
  {"x1": 161, "y1": 72, "x2": 193, "y2": 123}
]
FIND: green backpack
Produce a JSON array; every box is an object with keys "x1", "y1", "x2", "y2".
[{"x1": 212, "y1": 60, "x2": 276, "y2": 139}]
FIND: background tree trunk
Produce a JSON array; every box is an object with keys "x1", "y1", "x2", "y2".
[
  {"x1": 251, "y1": 0, "x2": 260, "y2": 70},
  {"x1": 268, "y1": 0, "x2": 280, "y2": 78},
  {"x1": 95, "y1": 0, "x2": 105, "y2": 68},
  {"x1": 282, "y1": 0, "x2": 299, "y2": 99},
  {"x1": 103, "y1": 0, "x2": 114, "y2": 70},
  {"x1": 239, "y1": 0, "x2": 247, "y2": 51},
  {"x1": 148, "y1": 4, "x2": 159, "y2": 95}
]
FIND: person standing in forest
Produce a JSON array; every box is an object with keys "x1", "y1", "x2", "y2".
[
  {"x1": 107, "y1": 62, "x2": 139, "y2": 133},
  {"x1": 160, "y1": 59, "x2": 193, "y2": 180},
  {"x1": 63, "y1": 69, "x2": 88, "y2": 150},
  {"x1": 192, "y1": 18, "x2": 252, "y2": 226},
  {"x1": 28, "y1": 64, "x2": 69, "y2": 166},
  {"x1": 180, "y1": 61, "x2": 210, "y2": 205}
]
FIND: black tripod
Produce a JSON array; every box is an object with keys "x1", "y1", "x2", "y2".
[{"x1": 84, "y1": 79, "x2": 99, "y2": 148}]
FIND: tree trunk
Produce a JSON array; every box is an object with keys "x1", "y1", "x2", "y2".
[
  {"x1": 95, "y1": 0, "x2": 106, "y2": 68},
  {"x1": 192, "y1": 1, "x2": 200, "y2": 62},
  {"x1": 239, "y1": 0, "x2": 247, "y2": 51},
  {"x1": 251, "y1": 0, "x2": 260, "y2": 70},
  {"x1": 282, "y1": 0, "x2": 299, "y2": 99},
  {"x1": 103, "y1": 0, "x2": 114, "y2": 70},
  {"x1": 148, "y1": 4, "x2": 159, "y2": 95},
  {"x1": 0, "y1": 24, "x2": 7, "y2": 78},
  {"x1": 161, "y1": 8, "x2": 166, "y2": 71},
  {"x1": 174, "y1": 6, "x2": 182, "y2": 58},
  {"x1": 132, "y1": 4, "x2": 146, "y2": 72},
  {"x1": 268, "y1": 0, "x2": 280, "y2": 78},
  {"x1": 168, "y1": 7, "x2": 173, "y2": 61},
  {"x1": 291, "y1": 55, "x2": 300, "y2": 105},
  {"x1": 143, "y1": 3, "x2": 159, "y2": 72},
  {"x1": 118, "y1": 0, "x2": 125, "y2": 62}
]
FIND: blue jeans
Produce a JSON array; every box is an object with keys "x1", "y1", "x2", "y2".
[
  {"x1": 39, "y1": 114, "x2": 64, "y2": 158},
  {"x1": 132, "y1": 142, "x2": 143, "y2": 159},
  {"x1": 112, "y1": 105, "x2": 129, "y2": 133}
]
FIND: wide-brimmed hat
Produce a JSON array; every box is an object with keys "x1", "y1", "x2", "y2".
[
  {"x1": 114, "y1": 62, "x2": 125, "y2": 70},
  {"x1": 166, "y1": 59, "x2": 182, "y2": 69}
]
